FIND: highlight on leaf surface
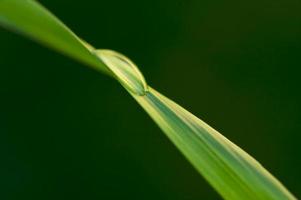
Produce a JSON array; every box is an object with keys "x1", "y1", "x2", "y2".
[{"x1": 0, "y1": 0, "x2": 296, "y2": 199}]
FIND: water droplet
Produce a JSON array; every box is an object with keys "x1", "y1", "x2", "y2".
[{"x1": 94, "y1": 49, "x2": 148, "y2": 96}]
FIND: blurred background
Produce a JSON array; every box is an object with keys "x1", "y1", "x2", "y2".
[{"x1": 1, "y1": 0, "x2": 301, "y2": 199}]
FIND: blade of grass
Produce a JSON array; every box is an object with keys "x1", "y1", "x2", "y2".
[
  {"x1": 0, "y1": 0, "x2": 296, "y2": 199},
  {"x1": 0, "y1": 0, "x2": 109, "y2": 74},
  {"x1": 133, "y1": 87, "x2": 296, "y2": 199}
]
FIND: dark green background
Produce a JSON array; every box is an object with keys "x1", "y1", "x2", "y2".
[{"x1": 1, "y1": 0, "x2": 301, "y2": 199}]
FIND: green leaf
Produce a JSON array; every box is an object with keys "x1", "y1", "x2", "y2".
[
  {"x1": 0, "y1": 0, "x2": 296, "y2": 199},
  {"x1": 133, "y1": 87, "x2": 296, "y2": 199},
  {"x1": 0, "y1": 0, "x2": 109, "y2": 74}
]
